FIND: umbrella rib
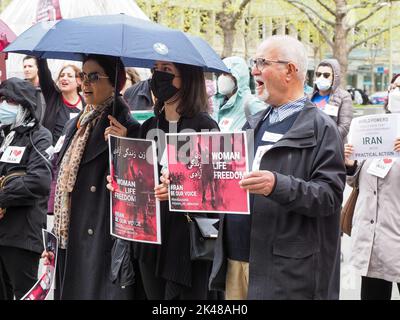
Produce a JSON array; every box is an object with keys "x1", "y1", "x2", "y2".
[
  {"x1": 184, "y1": 35, "x2": 208, "y2": 70},
  {"x1": 34, "y1": 21, "x2": 61, "y2": 58}
]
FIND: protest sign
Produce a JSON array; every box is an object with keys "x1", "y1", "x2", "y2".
[
  {"x1": 166, "y1": 131, "x2": 249, "y2": 214},
  {"x1": 349, "y1": 114, "x2": 400, "y2": 160},
  {"x1": 109, "y1": 135, "x2": 161, "y2": 244},
  {"x1": 21, "y1": 230, "x2": 58, "y2": 300}
]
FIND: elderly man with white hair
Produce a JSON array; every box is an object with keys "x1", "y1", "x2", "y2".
[{"x1": 209, "y1": 36, "x2": 346, "y2": 300}]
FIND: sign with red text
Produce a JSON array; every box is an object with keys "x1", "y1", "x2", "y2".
[
  {"x1": 21, "y1": 230, "x2": 58, "y2": 300},
  {"x1": 166, "y1": 131, "x2": 249, "y2": 214},
  {"x1": 109, "y1": 135, "x2": 161, "y2": 244},
  {"x1": 36, "y1": 0, "x2": 62, "y2": 22}
]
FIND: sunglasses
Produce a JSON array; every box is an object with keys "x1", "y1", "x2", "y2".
[
  {"x1": 79, "y1": 72, "x2": 109, "y2": 83},
  {"x1": 0, "y1": 96, "x2": 18, "y2": 105},
  {"x1": 249, "y1": 58, "x2": 291, "y2": 71},
  {"x1": 315, "y1": 72, "x2": 332, "y2": 79}
]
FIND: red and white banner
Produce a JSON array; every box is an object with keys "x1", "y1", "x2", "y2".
[
  {"x1": 166, "y1": 131, "x2": 250, "y2": 214},
  {"x1": 21, "y1": 230, "x2": 58, "y2": 300},
  {"x1": 108, "y1": 135, "x2": 161, "y2": 244},
  {"x1": 36, "y1": 0, "x2": 62, "y2": 22}
]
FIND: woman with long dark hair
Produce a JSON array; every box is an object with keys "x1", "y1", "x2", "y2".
[
  {"x1": 108, "y1": 60, "x2": 220, "y2": 300},
  {"x1": 43, "y1": 54, "x2": 140, "y2": 300}
]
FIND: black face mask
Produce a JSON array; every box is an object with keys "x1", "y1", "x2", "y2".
[{"x1": 150, "y1": 70, "x2": 179, "y2": 102}]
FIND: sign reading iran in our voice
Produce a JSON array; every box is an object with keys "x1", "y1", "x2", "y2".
[
  {"x1": 166, "y1": 131, "x2": 250, "y2": 214},
  {"x1": 349, "y1": 114, "x2": 400, "y2": 160},
  {"x1": 108, "y1": 135, "x2": 161, "y2": 244}
]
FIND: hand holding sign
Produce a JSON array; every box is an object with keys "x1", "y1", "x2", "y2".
[
  {"x1": 395, "y1": 138, "x2": 400, "y2": 152},
  {"x1": 155, "y1": 169, "x2": 170, "y2": 201},
  {"x1": 41, "y1": 250, "x2": 54, "y2": 266},
  {"x1": 344, "y1": 144, "x2": 355, "y2": 167}
]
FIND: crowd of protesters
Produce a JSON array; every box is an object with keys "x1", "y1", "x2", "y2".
[{"x1": 1, "y1": 29, "x2": 400, "y2": 301}]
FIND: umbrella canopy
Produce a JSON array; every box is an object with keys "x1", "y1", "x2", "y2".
[
  {"x1": 4, "y1": 14, "x2": 228, "y2": 73},
  {"x1": 0, "y1": 19, "x2": 16, "y2": 51}
]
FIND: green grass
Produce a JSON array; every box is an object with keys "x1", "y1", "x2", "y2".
[{"x1": 353, "y1": 104, "x2": 381, "y2": 108}]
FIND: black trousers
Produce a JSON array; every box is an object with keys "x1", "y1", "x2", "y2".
[
  {"x1": 139, "y1": 260, "x2": 219, "y2": 300},
  {"x1": 361, "y1": 276, "x2": 400, "y2": 300},
  {"x1": 0, "y1": 246, "x2": 40, "y2": 300}
]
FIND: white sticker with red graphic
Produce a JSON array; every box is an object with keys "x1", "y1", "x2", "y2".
[
  {"x1": 367, "y1": 158, "x2": 396, "y2": 179},
  {"x1": 219, "y1": 118, "x2": 233, "y2": 131},
  {"x1": 0, "y1": 146, "x2": 26, "y2": 164},
  {"x1": 324, "y1": 104, "x2": 339, "y2": 117}
]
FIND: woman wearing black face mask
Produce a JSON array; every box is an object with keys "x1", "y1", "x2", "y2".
[{"x1": 107, "y1": 60, "x2": 220, "y2": 300}]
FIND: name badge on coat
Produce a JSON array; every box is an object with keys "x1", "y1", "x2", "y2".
[
  {"x1": 70, "y1": 112, "x2": 79, "y2": 120},
  {"x1": 54, "y1": 135, "x2": 66, "y2": 153},
  {"x1": 219, "y1": 118, "x2": 233, "y2": 131},
  {"x1": 323, "y1": 104, "x2": 339, "y2": 117},
  {"x1": 252, "y1": 145, "x2": 272, "y2": 171},
  {"x1": 0, "y1": 146, "x2": 26, "y2": 164},
  {"x1": 367, "y1": 158, "x2": 396, "y2": 179},
  {"x1": 262, "y1": 131, "x2": 283, "y2": 143}
]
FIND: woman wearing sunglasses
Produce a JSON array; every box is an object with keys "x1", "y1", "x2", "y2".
[
  {"x1": 107, "y1": 60, "x2": 220, "y2": 300},
  {"x1": 310, "y1": 59, "x2": 353, "y2": 141},
  {"x1": 42, "y1": 54, "x2": 141, "y2": 300}
]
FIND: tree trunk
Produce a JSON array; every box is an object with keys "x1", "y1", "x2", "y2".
[
  {"x1": 371, "y1": 63, "x2": 376, "y2": 93},
  {"x1": 332, "y1": 0, "x2": 349, "y2": 87},
  {"x1": 218, "y1": 0, "x2": 252, "y2": 59},
  {"x1": 370, "y1": 50, "x2": 376, "y2": 93},
  {"x1": 332, "y1": 37, "x2": 349, "y2": 88},
  {"x1": 222, "y1": 25, "x2": 235, "y2": 58}
]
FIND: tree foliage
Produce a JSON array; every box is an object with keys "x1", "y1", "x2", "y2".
[{"x1": 281, "y1": 0, "x2": 400, "y2": 84}]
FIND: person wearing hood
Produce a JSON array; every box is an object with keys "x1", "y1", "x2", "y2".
[
  {"x1": 213, "y1": 56, "x2": 266, "y2": 132},
  {"x1": 311, "y1": 59, "x2": 353, "y2": 141},
  {"x1": 0, "y1": 78, "x2": 52, "y2": 300}
]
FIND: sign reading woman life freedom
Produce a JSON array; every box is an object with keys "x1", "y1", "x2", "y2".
[
  {"x1": 108, "y1": 135, "x2": 161, "y2": 244},
  {"x1": 166, "y1": 131, "x2": 250, "y2": 214},
  {"x1": 349, "y1": 114, "x2": 400, "y2": 160}
]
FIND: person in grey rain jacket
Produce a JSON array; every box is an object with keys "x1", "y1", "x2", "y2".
[{"x1": 311, "y1": 58, "x2": 353, "y2": 141}]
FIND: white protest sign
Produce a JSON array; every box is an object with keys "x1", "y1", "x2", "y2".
[{"x1": 348, "y1": 114, "x2": 400, "y2": 160}]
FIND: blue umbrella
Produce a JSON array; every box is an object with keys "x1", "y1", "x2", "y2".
[{"x1": 3, "y1": 14, "x2": 228, "y2": 74}]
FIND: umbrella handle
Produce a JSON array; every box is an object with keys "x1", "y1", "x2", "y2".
[{"x1": 112, "y1": 58, "x2": 120, "y2": 117}]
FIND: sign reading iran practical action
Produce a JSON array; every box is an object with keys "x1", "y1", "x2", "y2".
[
  {"x1": 348, "y1": 114, "x2": 400, "y2": 160},
  {"x1": 21, "y1": 230, "x2": 58, "y2": 300},
  {"x1": 108, "y1": 135, "x2": 161, "y2": 244},
  {"x1": 166, "y1": 131, "x2": 249, "y2": 214}
]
